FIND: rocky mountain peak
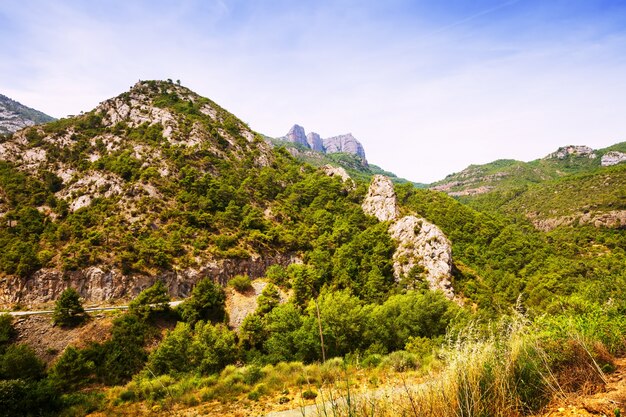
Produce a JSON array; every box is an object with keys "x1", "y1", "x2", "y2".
[
  {"x1": 283, "y1": 124, "x2": 309, "y2": 147},
  {"x1": 601, "y1": 151, "x2": 626, "y2": 167},
  {"x1": 306, "y1": 132, "x2": 324, "y2": 152},
  {"x1": 278, "y1": 124, "x2": 368, "y2": 163},
  {"x1": 0, "y1": 94, "x2": 55, "y2": 135},
  {"x1": 323, "y1": 133, "x2": 367, "y2": 161}
]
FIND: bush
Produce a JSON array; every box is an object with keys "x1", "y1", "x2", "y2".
[
  {"x1": 0, "y1": 344, "x2": 45, "y2": 381},
  {"x1": 52, "y1": 288, "x2": 86, "y2": 327},
  {"x1": 48, "y1": 346, "x2": 95, "y2": 391},
  {"x1": 382, "y1": 351, "x2": 419, "y2": 372},
  {"x1": 0, "y1": 315, "x2": 15, "y2": 350},
  {"x1": 229, "y1": 275, "x2": 252, "y2": 293}
]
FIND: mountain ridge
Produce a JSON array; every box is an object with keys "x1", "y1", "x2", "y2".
[{"x1": 0, "y1": 93, "x2": 55, "y2": 135}]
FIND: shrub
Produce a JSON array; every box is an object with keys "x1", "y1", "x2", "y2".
[
  {"x1": 0, "y1": 315, "x2": 15, "y2": 350},
  {"x1": 229, "y1": 275, "x2": 252, "y2": 293},
  {"x1": 0, "y1": 344, "x2": 45, "y2": 381},
  {"x1": 382, "y1": 351, "x2": 419, "y2": 372},
  {"x1": 301, "y1": 389, "x2": 317, "y2": 400},
  {"x1": 52, "y1": 288, "x2": 86, "y2": 327},
  {"x1": 48, "y1": 346, "x2": 95, "y2": 391}
]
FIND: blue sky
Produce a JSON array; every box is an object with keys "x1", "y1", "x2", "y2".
[{"x1": 2, "y1": 0, "x2": 626, "y2": 182}]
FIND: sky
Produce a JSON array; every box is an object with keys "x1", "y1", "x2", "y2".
[{"x1": 1, "y1": 0, "x2": 626, "y2": 183}]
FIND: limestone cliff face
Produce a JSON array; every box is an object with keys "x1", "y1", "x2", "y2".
[
  {"x1": 0, "y1": 253, "x2": 300, "y2": 308},
  {"x1": 362, "y1": 175, "x2": 399, "y2": 222},
  {"x1": 307, "y1": 132, "x2": 324, "y2": 152},
  {"x1": 323, "y1": 134, "x2": 367, "y2": 161},
  {"x1": 388, "y1": 216, "x2": 454, "y2": 299},
  {"x1": 362, "y1": 175, "x2": 454, "y2": 299},
  {"x1": 284, "y1": 124, "x2": 309, "y2": 147}
]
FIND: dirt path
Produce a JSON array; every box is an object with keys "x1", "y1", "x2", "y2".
[{"x1": 538, "y1": 357, "x2": 626, "y2": 417}]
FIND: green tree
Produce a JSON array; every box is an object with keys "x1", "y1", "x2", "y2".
[
  {"x1": 0, "y1": 344, "x2": 45, "y2": 381},
  {"x1": 129, "y1": 280, "x2": 170, "y2": 321},
  {"x1": 256, "y1": 284, "x2": 280, "y2": 316},
  {"x1": 178, "y1": 278, "x2": 226, "y2": 325},
  {"x1": 52, "y1": 288, "x2": 85, "y2": 327},
  {"x1": 48, "y1": 346, "x2": 95, "y2": 391}
]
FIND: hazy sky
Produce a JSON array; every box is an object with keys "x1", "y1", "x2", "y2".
[{"x1": 2, "y1": 0, "x2": 626, "y2": 182}]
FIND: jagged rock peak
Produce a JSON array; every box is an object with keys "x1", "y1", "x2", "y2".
[
  {"x1": 323, "y1": 133, "x2": 367, "y2": 161},
  {"x1": 601, "y1": 151, "x2": 626, "y2": 167},
  {"x1": 307, "y1": 132, "x2": 324, "y2": 152},
  {"x1": 362, "y1": 175, "x2": 399, "y2": 222},
  {"x1": 389, "y1": 216, "x2": 454, "y2": 299},
  {"x1": 546, "y1": 145, "x2": 596, "y2": 160},
  {"x1": 0, "y1": 94, "x2": 55, "y2": 135},
  {"x1": 283, "y1": 124, "x2": 309, "y2": 147}
]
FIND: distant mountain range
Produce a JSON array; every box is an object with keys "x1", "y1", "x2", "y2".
[{"x1": 0, "y1": 94, "x2": 55, "y2": 135}]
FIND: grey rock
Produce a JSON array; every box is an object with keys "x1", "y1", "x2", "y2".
[
  {"x1": 601, "y1": 151, "x2": 626, "y2": 166},
  {"x1": 283, "y1": 124, "x2": 309, "y2": 147},
  {"x1": 323, "y1": 133, "x2": 367, "y2": 161},
  {"x1": 546, "y1": 145, "x2": 596, "y2": 160},
  {"x1": 362, "y1": 175, "x2": 399, "y2": 222},
  {"x1": 307, "y1": 132, "x2": 324, "y2": 152}
]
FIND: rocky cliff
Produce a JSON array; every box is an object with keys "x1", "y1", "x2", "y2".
[
  {"x1": 279, "y1": 124, "x2": 368, "y2": 163},
  {"x1": 362, "y1": 175, "x2": 454, "y2": 299},
  {"x1": 0, "y1": 94, "x2": 55, "y2": 135}
]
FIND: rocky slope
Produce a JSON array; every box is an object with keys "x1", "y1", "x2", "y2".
[
  {"x1": 278, "y1": 124, "x2": 368, "y2": 163},
  {"x1": 0, "y1": 93, "x2": 55, "y2": 135},
  {"x1": 362, "y1": 175, "x2": 454, "y2": 299}
]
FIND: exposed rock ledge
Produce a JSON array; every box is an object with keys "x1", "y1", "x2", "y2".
[
  {"x1": 530, "y1": 210, "x2": 626, "y2": 232},
  {"x1": 362, "y1": 175, "x2": 454, "y2": 299},
  {"x1": 0, "y1": 253, "x2": 300, "y2": 308}
]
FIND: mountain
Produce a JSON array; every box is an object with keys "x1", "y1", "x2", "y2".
[
  {"x1": 0, "y1": 93, "x2": 55, "y2": 135},
  {"x1": 430, "y1": 142, "x2": 626, "y2": 231},
  {"x1": 278, "y1": 124, "x2": 368, "y2": 163},
  {"x1": 3, "y1": 81, "x2": 626, "y2": 417}
]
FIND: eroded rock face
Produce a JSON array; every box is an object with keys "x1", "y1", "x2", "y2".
[
  {"x1": 362, "y1": 175, "x2": 455, "y2": 299},
  {"x1": 601, "y1": 151, "x2": 626, "y2": 167},
  {"x1": 307, "y1": 132, "x2": 324, "y2": 152},
  {"x1": 284, "y1": 124, "x2": 309, "y2": 147},
  {"x1": 320, "y1": 164, "x2": 352, "y2": 183},
  {"x1": 389, "y1": 216, "x2": 454, "y2": 299},
  {"x1": 0, "y1": 254, "x2": 300, "y2": 308},
  {"x1": 362, "y1": 175, "x2": 399, "y2": 222},
  {"x1": 546, "y1": 145, "x2": 596, "y2": 160},
  {"x1": 323, "y1": 133, "x2": 367, "y2": 161}
]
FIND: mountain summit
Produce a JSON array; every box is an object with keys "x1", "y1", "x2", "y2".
[
  {"x1": 280, "y1": 124, "x2": 368, "y2": 163},
  {"x1": 0, "y1": 94, "x2": 55, "y2": 135}
]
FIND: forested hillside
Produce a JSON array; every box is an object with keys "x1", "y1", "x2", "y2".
[{"x1": 0, "y1": 81, "x2": 624, "y2": 416}]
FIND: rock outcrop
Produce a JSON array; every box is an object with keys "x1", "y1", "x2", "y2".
[
  {"x1": 546, "y1": 145, "x2": 597, "y2": 160},
  {"x1": 362, "y1": 175, "x2": 454, "y2": 299},
  {"x1": 0, "y1": 253, "x2": 300, "y2": 308},
  {"x1": 601, "y1": 151, "x2": 626, "y2": 167},
  {"x1": 320, "y1": 164, "x2": 352, "y2": 183},
  {"x1": 280, "y1": 124, "x2": 368, "y2": 163},
  {"x1": 307, "y1": 132, "x2": 324, "y2": 152},
  {"x1": 389, "y1": 216, "x2": 454, "y2": 299},
  {"x1": 362, "y1": 175, "x2": 399, "y2": 222},
  {"x1": 323, "y1": 134, "x2": 367, "y2": 160},
  {"x1": 0, "y1": 94, "x2": 55, "y2": 135},
  {"x1": 284, "y1": 124, "x2": 309, "y2": 147}
]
